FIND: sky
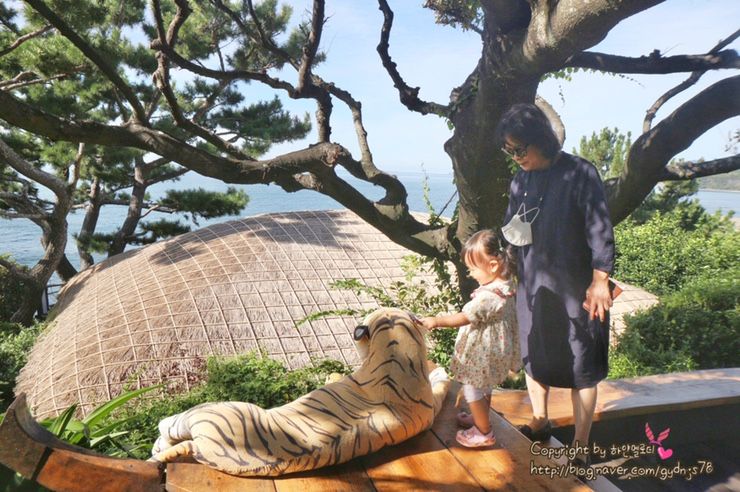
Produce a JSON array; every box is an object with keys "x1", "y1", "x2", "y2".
[
  {"x1": 229, "y1": 0, "x2": 740, "y2": 176},
  {"x1": 5, "y1": 0, "x2": 739, "y2": 180}
]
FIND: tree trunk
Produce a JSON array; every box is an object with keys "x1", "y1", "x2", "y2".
[
  {"x1": 9, "y1": 282, "x2": 44, "y2": 326},
  {"x1": 444, "y1": 34, "x2": 541, "y2": 294},
  {"x1": 108, "y1": 166, "x2": 146, "y2": 257},
  {"x1": 12, "y1": 195, "x2": 71, "y2": 324},
  {"x1": 77, "y1": 177, "x2": 102, "y2": 270},
  {"x1": 55, "y1": 254, "x2": 78, "y2": 282}
]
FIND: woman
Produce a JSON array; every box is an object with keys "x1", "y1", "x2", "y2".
[{"x1": 496, "y1": 103, "x2": 615, "y2": 467}]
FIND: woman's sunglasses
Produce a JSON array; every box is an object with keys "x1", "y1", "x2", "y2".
[{"x1": 502, "y1": 144, "x2": 529, "y2": 159}]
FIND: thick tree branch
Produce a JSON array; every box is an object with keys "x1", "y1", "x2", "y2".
[
  {"x1": 0, "y1": 24, "x2": 52, "y2": 57},
  {"x1": 0, "y1": 138, "x2": 68, "y2": 196},
  {"x1": 288, "y1": 167, "x2": 451, "y2": 259},
  {"x1": 0, "y1": 88, "x2": 339, "y2": 184},
  {"x1": 659, "y1": 155, "x2": 740, "y2": 181},
  {"x1": 376, "y1": 0, "x2": 450, "y2": 117},
  {"x1": 24, "y1": 0, "x2": 148, "y2": 124},
  {"x1": 296, "y1": 0, "x2": 325, "y2": 92},
  {"x1": 0, "y1": 131, "x2": 75, "y2": 323},
  {"x1": 145, "y1": 166, "x2": 189, "y2": 186},
  {"x1": 566, "y1": 49, "x2": 740, "y2": 74},
  {"x1": 524, "y1": 0, "x2": 663, "y2": 71},
  {"x1": 140, "y1": 156, "x2": 170, "y2": 173},
  {"x1": 607, "y1": 75, "x2": 740, "y2": 223}
]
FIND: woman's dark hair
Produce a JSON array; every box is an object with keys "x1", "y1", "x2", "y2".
[
  {"x1": 495, "y1": 103, "x2": 561, "y2": 159},
  {"x1": 462, "y1": 229, "x2": 517, "y2": 280}
]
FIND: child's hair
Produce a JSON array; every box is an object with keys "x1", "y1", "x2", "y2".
[{"x1": 461, "y1": 229, "x2": 517, "y2": 280}]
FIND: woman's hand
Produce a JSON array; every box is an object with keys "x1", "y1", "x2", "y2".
[
  {"x1": 583, "y1": 270, "x2": 612, "y2": 322},
  {"x1": 420, "y1": 317, "x2": 438, "y2": 330}
]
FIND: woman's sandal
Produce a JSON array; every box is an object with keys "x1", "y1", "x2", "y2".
[{"x1": 517, "y1": 420, "x2": 552, "y2": 441}]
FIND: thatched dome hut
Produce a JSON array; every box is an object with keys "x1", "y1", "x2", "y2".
[
  {"x1": 17, "y1": 210, "x2": 436, "y2": 418},
  {"x1": 16, "y1": 209, "x2": 657, "y2": 419}
]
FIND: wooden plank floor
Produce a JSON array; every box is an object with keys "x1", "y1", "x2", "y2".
[
  {"x1": 165, "y1": 381, "x2": 592, "y2": 491},
  {"x1": 491, "y1": 368, "x2": 740, "y2": 427}
]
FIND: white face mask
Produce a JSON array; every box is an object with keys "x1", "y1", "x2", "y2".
[{"x1": 501, "y1": 203, "x2": 539, "y2": 246}]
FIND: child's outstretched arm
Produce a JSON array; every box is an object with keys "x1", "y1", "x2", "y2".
[{"x1": 420, "y1": 312, "x2": 470, "y2": 330}]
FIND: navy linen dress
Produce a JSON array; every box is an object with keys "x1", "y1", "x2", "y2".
[{"x1": 504, "y1": 152, "x2": 615, "y2": 389}]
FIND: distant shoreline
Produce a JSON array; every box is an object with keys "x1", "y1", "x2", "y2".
[{"x1": 698, "y1": 188, "x2": 740, "y2": 193}]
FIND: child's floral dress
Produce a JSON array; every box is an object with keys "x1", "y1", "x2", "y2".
[{"x1": 450, "y1": 278, "x2": 521, "y2": 389}]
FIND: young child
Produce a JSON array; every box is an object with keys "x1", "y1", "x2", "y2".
[{"x1": 421, "y1": 229, "x2": 520, "y2": 448}]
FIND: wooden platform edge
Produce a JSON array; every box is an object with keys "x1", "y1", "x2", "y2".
[{"x1": 492, "y1": 368, "x2": 740, "y2": 428}]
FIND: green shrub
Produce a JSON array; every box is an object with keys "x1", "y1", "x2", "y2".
[
  {"x1": 0, "y1": 322, "x2": 43, "y2": 412},
  {"x1": 0, "y1": 259, "x2": 32, "y2": 322},
  {"x1": 102, "y1": 353, "x2": 352, "y2": 459},
  {"x1": 610, "y1": 271, "x2": 739, "y2": 375},
  {"x1": 614, "y1": 210, "x2": 739, "y2": 295},
  {"x1": 608, "y1": 335, "x2": 697, "y2": 379},
  {"x1": 202, "y1": 355, "x2": 351, "y2": 408}
]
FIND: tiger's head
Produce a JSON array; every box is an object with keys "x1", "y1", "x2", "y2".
[{"x1": 353, "y1": 307, "x2": 428, "y2": 366}]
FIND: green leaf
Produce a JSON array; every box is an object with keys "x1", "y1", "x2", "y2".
[
  {"x1": 88, "y1": 415, "x2": 136, "y2": 438},
  {"x1": 90, "y1": 430, "x2": 129, "y2": 447},
  {"x1": 82, "y1": 384, "x2": 162, "y2": 429},
  {"x1": 43, "y1": 404, "x2": 77, "y2": 437}
]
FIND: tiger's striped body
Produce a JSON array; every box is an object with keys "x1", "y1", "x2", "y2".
[{"x1": 150, "y1": 308, "x2": 450, "y2": 476}]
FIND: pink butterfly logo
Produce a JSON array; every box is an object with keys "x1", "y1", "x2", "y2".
[{"x1": 645, "y1": 423, "x2": 673, "y2": 460}]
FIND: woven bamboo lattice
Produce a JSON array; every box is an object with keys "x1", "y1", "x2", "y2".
[{"x1": 16, "y1": 210, "x2": 438, "y2": 418}]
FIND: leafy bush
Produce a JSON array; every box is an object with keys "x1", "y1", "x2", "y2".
[
  {"x1": 0, "y1": 258, "x2": 32, "y2": 322},
  {"x1": 0, "y1": 322, "x2": 42, "y2": 412},
  {"x1": 614, "y1": 210, "x2": 739, "y2": 295},
  {"x1": 202, "y1": 355, "x2": 350, "y2": 408},
  {"x1": 102, "y1": 353, "x2": 351, "y2": 459},
  {"x1": 608, "y1": 335, "x2": 697, "y2": 380},
  {"x1": 609, "y1": 271, "x2": 739, "y2": 376},
  {"x1": 310, "y1": 254, "x2": 463, "y2": 370}
]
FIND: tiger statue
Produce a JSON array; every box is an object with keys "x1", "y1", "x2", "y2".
[{"x1": 149, "y1": 307, "x2": 451, "y2": 476}]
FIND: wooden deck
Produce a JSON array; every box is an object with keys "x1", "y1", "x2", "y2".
[
  {"x1": 7, "y1": 369, "x2": 738, "y2": 491},
  {"x1": 166, "y1": 380, "x2": 591, "y2": 491},
  {"x1": 102, "y1": 369, "x2": 740, "y2": 491},
  {"x1": 491, "y1": 368, "x2": 740, "y2": 428}
]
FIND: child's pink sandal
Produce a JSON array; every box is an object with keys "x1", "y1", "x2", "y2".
[{"x1": 456, "y1": 426, "x2": 496, "y2": 448}]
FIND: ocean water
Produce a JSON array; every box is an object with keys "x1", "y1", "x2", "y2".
[
  {"x1": 0, "y1": 172, "x2": 459, "y2": 269},
  {"x1": 1, "y1": 173, "x2": 737, "y2": 270}
]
